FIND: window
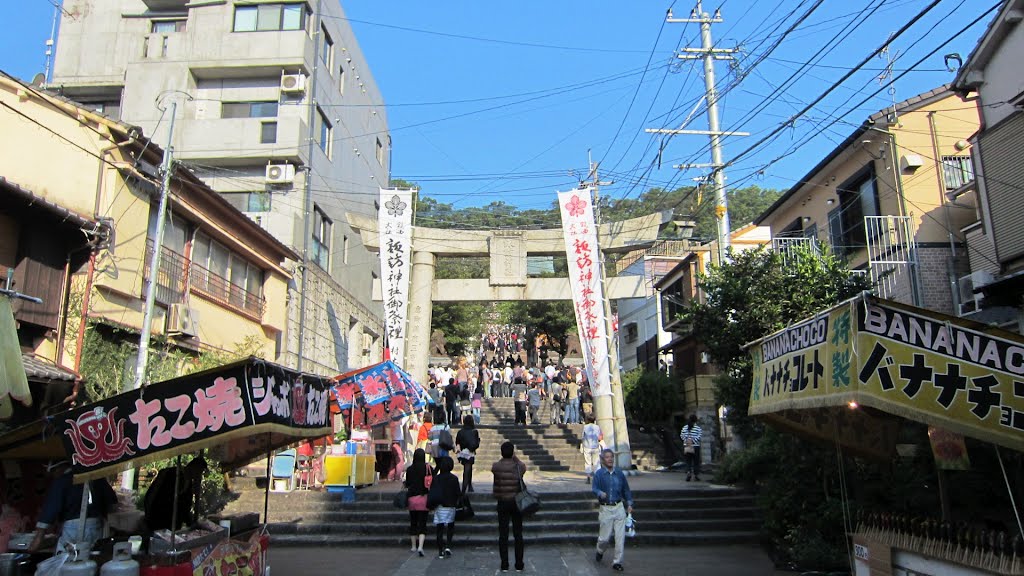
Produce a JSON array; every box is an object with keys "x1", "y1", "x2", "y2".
[
  {"x1": 192, "y1": 232, "x2": 265, "y2": 314},
  {"x1": 376, "y1": 137, "x2": 384, "y2": 165},
  {"x1": 312, "y1": 205, "x2": 331, "y2": 269},
  {"x1": 624, "y1": 323, "x2": 639, "y2": 344},
  {"x1": 830, "y1": 169, "x2": 878, "y2": 255},
  {"x1": 151, "y1": 20, "x2": 186, "y2": 33},
  {"x1": 221, "y1": 101, "x2": 278, "y2": 118},
  {"x1": 260, "y1": 122, "x2": 277, "y2": 144},
  {"x1": 86, "y1": 101, "x2": 121, "y2": 119},
  {"x1": 320, "y1": 24, "x2": 334, "y2": 67},
  {"x1": 223, "y1": 191, "x2": 271, "y2": 213},
  {"x1": 233, "y1": 3, "x2": 306, "y2": 32},
  {"x1": 338, "y1": 65, "x2": 345, "y2": 95},
  {"x1": 314, "y1": 107, "x2": 331, "y2": 156},
  {"x1": 942, "y1": 155, "x2": 974, "y2": 189},
  {"x1": 342, "y1": 235, "x2": 349, "y2": 264}
]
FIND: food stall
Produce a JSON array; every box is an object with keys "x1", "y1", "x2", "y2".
[
  {"x1": 325, "y1": 361, "x2": 426, "y2": 494},
  {"x1": 0, "y1": 357, "x2": 332, "y2": 575}
]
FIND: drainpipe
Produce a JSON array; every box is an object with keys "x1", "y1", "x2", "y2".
[{"x1": 928, "y1": 111, "x2": 962, "y2": 313}]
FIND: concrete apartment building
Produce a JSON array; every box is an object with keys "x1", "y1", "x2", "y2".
[
  {"x1": 755, "y1": 86, "x2": 980, "y2": 318},
  {"x1": 49, "y1": 0, "x2": 390, "y2": 375},
  {"x1": 951, "y1": 0, "x2": 1024, "y2": 332}
]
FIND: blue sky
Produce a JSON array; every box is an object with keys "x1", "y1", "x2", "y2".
[{"x1": 2, "y1": 1, "x2": 996, "y2": 217}]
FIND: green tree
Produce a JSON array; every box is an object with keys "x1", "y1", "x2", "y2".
[
  {"x1": 681, "y1": 244, "x2": 870, "y2": 568},
  {"x1": 621, "y1": 367, "x2": 682, "y2": 424}
]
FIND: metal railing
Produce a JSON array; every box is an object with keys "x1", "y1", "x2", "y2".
[
  {"x1": 144, "y1": 239, "x2": 266, "y2": 318},
  {"x1": 190, "y1": 262, "x2": 265, "y2": 317},
  {"x1": 143, "y1": 240, "x2": 187, "y2": 305},
  {"x1": 771, "y1": 236, "x2": 819, "y2": 265},
  {"x1": 865, "y1": 215, "x2": 917, "y2": 301}
]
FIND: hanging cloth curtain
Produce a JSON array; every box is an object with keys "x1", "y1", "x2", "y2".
[{"x1": 0, "y1": 296, "x2": 32, "y2": 419}]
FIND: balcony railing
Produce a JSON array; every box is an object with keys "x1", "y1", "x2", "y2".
[
  {"x1": 143, "y1": 240, "x2": 187, "y2": 305},
  {"x1": 771, "y1": 236, "x2": 819, "y2": 265},
  {"x1": 144, "y1": 240, "x2": 265, "y2": 318},
  {"x1": 190, "y1": 263, "x2": 265, "y2": 317}
]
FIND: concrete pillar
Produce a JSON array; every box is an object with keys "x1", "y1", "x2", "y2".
[{"x1": 405, "y1": 250, "x2": 435, "y2": 382}]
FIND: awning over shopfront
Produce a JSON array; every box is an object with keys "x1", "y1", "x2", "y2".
[
  {"x1": 0, "y1": 358, "x2": 332, "y2": 482},
  {"x1": 746, "y1": 295, "x2": 1024, "y2": 458},
  {"x1": 332, "y1": 360, "x2": 427, "y2": 428}
]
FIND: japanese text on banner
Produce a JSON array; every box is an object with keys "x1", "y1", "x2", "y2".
[
  {"x1": 378, "y1": 188, "x2": 414, "y2": 366},
  {"x1": 557, "y1": 188, "x2": 611, "y2": 397}
]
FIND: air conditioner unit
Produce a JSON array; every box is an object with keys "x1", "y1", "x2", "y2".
[
  {"x1": 167, "y1": 303, "x2": 199, "y2": 337},
  {"x1": 280, "y1": 74, "x2": 306, "y2": 93},
  {"x1": 958, "y1": 271, "x2": 994, "y2": 316},
  {"x1": 265, "y1": 163, "x2": 295, "y2": 185}
]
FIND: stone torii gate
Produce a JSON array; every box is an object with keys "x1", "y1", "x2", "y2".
[{"x1": 348, "y1": 209, "x2": 671, "y2": 468}]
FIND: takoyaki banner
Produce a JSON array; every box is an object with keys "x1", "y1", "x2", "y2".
[
  {"x1": 58, "y1": 358, "x2": 332, "y2": 481},
  {"x1": 747, "y1": 296, "x2": 1024, "y2": 455}
]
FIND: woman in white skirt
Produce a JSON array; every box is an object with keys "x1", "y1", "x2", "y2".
[{"x1": 426, "y1": 456, "x2": 462, "y2": 558}]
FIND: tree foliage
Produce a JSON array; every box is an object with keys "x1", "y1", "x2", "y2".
[
  {"x1": 621, "y1": 367, "x2": 682, "y2": 424},
  {"x1": 682, "y1": 245, "x2": 870, "y2": 439},
  {"x1": 681, "y1": 244, "x2": 871, "y2": 568}
]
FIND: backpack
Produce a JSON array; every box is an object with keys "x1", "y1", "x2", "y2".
[{"x1": 438, "y1": 428, "x2": 455, "y2": 451}]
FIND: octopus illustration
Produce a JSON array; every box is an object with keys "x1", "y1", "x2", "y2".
[{"x1": 64, "y1": 406, "x2": 135, "y2": 468}]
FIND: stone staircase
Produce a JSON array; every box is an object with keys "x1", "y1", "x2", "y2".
[
  {"x1": 231, "y1": 488, "x2": 760, "y2": 547},
  {"x1": 221, "y1": 396, "x2": 761, "y2": 547},
  {"x1": 473, "y1": 397, "x2": 667, "y2": 472}
]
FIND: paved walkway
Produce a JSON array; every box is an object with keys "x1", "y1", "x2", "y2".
[{"x1": 268, "y1": 544, "x2": 781, "y2": 575}]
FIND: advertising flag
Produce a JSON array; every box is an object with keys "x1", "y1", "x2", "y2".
[{"x1": 378, "y1": 188, "x2": 414, "y2": 366}]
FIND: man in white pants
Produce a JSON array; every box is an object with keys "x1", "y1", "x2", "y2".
[
  {"x1": 581, "y1": 415, "x2": 603, "y2": 484},
  {"x1": 592, "y1": 449, "x2": 633, "y2": 572}
]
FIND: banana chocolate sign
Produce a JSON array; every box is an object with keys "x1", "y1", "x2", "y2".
[{"x1": 748, "y1": 296, "x2": 1024, "y2": 454}]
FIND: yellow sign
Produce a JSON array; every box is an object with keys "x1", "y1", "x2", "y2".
[{"x1": 749, "y1": 296, "x2": 1024, "y2": 454}]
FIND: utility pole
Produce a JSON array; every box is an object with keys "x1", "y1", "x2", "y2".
[
  {"x1": 648, "y1": 2, "x2": 746, "y2": 262},
  {"x1": 122, "y1": 100, "x2": 177, "y2": 491},
  {"x1": 585, "y1": 154, "x2": 633, "y2": 471}
]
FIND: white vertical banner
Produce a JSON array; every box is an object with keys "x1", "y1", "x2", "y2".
[
  {"x1": 378, "y1": 188, "x2": 414, "y2": 367},
  {"x1": 557, "y1": 188, "x2": 612, "y2": 397}
]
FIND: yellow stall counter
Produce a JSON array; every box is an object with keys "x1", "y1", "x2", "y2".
[{"x1": 324, "y1": 454, "x2": 376, "y2": 487}]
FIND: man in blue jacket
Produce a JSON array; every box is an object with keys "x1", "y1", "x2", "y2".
[{"x1": 592, "y1": 449, "x2": 633, "y2": 572}]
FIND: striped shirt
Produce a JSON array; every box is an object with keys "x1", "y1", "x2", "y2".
[{"x1": 680, "y1": 424, "x2": 702, "y2": 447}]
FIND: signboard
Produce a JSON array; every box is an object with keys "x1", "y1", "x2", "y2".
[
  {"x1": 558, "y1": 188, "x2": 611, "y2": 397},
  {"x1": 378, "y1": 188, "x2": 414, "y2": 366},
  {"x1": 57, "y1": 359, "x2": 332, "y2": 481},
  {"x1": 854, "y1": 543, "x2": 869, "y2": 562},
  {"x1": 748, "y1": 296, "x2": 1024, "y2": 454}
]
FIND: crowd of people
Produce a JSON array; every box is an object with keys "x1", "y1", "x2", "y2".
[{"x1": 401, "y1": 440, "x2": 636, "y2": 572}]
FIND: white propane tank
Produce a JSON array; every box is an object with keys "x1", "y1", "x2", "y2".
[{"x1": 99, "y1": 543, "x2": 138, "y2": 576}]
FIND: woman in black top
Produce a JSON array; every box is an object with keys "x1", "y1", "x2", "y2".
[
  {"x1": 426, "y1": 456, "x2": 462, "y2": 559},
  {"x1": 404, "y1": 449, "x2": 430, "y2": 556},
  {"x1": 455, "y1": 415, "x2": 481, "y2": 493}
]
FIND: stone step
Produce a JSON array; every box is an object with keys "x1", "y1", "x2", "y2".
[
  {"x1": 257, "y1": 505, "x2": 760, "y2": 524},
  {"x1": 268, "y1": 530, "x2": 760, "y2": 548},
  {"x1": 269, "y1": 517, "x2": 761, "y2": 536}
]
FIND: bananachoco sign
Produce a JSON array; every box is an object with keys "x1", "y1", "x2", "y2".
[{"x1": 748, "y1": 296, "x2": 1024, "y2": 455}]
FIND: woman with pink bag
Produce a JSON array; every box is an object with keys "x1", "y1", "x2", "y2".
[{"x1": 404, "y1": 448, "x2": 433, "y2": 556}]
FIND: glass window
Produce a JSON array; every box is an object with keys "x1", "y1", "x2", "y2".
[
  {"x1": 942, "y1": 155, "x2": 974, "y2": 189},
  {"x1": 376, "y1": 137, "x2": 384, "y2": 165},
  {"x1": 222, "y1": 101, "x2": 277, "y2": 119},
  {"x1": 281, "y1": 4, "x2": 304, "y2": 30},
  {"x1": 260, "y1": 122, "x2": 277, "y2": 144},
  {"x1": 256, "y1": 4, "x2": 282, "y2": 31},
  {"x1": 314, "y1": 108, "x2": 331, "y2": 156},
  {"x1": 152, "y1": 20, "x2": 186, "y2": 33},
  {"x1": 248, "y1": 191, "x2": 272, "y2": 212},
  {"x1": 338, "y1": 65, "x2": 345, "y2": 95},
  {"x1": 209, "y1": 241, "x2": 229, "y2": 279},
  {"x1": 320, "y1": 24, "x2": 333, "y2": 67},
  {"x1": 312, "y1": 205, "x2": 331, "y2": 269},
  {"x1": 233, "y1": 6, "x2": 257, "y2": 32},
  {"x1": 193, "y1": 233, "x2": 210, "y2": 266},
  {"x1": 246, "y1": 264, "x2": 263, "y2": 297}
]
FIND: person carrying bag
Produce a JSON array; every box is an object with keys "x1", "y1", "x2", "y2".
[{"x1": 491, "y1": 441, "x2": 528, "y2": 572}]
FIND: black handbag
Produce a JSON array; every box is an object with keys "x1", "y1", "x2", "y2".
[
  {"x1": 393, "y1": 489, "x2": 409, "y2": 509},
  {"x1": 455, "y1": 494, "x2": 475, "y2": 521},
  {"x1": 514, "y1": 464, "x2": 541, "y2": 516}
]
